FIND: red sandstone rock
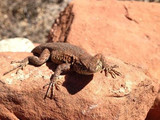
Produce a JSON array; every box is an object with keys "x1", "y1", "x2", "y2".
[
  {"x1": 68, "y1": 1, "x2": 160, "y2": 119},
  {"x1": 146, "y1": 90, "x2": 160, "y2": 120},
  {"x1": 0, "y1": 52, "x2": 158, "y2": 120},
  {"x1": 0, "y1": 0, "x2": 160, "y2": 119},
  {"x1": 68, "y1": 0, "x2": 160, "y2": 81}
]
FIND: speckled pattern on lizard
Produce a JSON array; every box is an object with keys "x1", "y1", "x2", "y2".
[{"x1": 4, "y1": 42, "x2": 121, "y2": 99}]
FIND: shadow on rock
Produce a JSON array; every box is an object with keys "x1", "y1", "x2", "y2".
[
  {"x1": 63, "y1": 72, "x2": 93, "y2": 95},
  {"x1": 46, "y1": 61, "x2": 93, "y2": 95}
]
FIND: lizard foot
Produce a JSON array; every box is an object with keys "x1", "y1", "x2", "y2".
[
  {"x1": 3, "y1": 59, "x2": 29, "y2": 75},
  {"x1": 104, "y1": 65, "x2": 121, "y2": 78},
  {"x1": 43, "y1": 78, "x2": 61, "y2": 99}
]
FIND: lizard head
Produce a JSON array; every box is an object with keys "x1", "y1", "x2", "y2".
[
  {"x1": 74, "y1": 54, "x2": 102, "y2": 75},
  {"x1": 88, "y1": 54, "x2": 103, "y2": 73},
  {"x1": 79, "y1": 54, "x2": 103, "y2": 74}
]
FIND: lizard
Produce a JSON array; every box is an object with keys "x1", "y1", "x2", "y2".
[{"x1": 3, "y1": 42, "x2": 121, "y2": 99}]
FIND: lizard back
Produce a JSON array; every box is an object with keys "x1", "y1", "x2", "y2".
[{"x1": 32, "y1": 42, "x2": 92, "y2": 64}]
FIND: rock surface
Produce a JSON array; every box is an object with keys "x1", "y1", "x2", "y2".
[
  {"x1": 0, "y1": 0, "x2": 160, "y2": 119},
  {"x1": 0, "y1": 38, "x2": 35, "y2": 52},
  {"x1": 68, "y1": 0, "x2": 160, "y2": 81},
  {"x1": 0, "y1": 51, "x2": 158, "y2": 120},
  {"x1": 68, "y1": 0, "x2": 160, "y2": 119},
  {"x1": 146, "y1": 90, "x2": 160, "y2": 120}
]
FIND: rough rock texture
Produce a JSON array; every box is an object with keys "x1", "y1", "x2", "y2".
[
  {"x1": 0, "y1": 52, "x2": 158, "y2": 120},
  {"x1": 0, "y1": 0, "x2": 160, "y2": 119},
  {"x1": 0, "y1": 38, "x2": 34, "y2": 52},
  {"x1": 47, "y1": 4, "x2": 74, "y2": 43},
  {"x1": 68, "y1": 0, "x2": 160, "y2": 81},
  {"x1": 119, "y1": 0, "x2": 160, "y2": 2},
  {"x1": 68, "y1": 0, "x2": 160, "y2": 119},
  {"x1": 146, "y1": 90, "x2": 160, "y2": 120}
]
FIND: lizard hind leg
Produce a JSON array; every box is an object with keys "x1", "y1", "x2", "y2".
[
  {"x1": 43, "y1": 63, "x2": 71, "y2": 99},
  {"x1": 3, "y1": 48, "x2": 51, "y2": 76}
]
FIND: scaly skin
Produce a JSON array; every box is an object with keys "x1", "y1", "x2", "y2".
[{"x1": 4, "y1": 42, "x2": 121, "y2": 99}]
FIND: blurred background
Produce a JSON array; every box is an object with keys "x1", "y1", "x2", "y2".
[
  {"x1": 0, "y1": 0, "x2": 159, "y2": 43},
  {"x1": 0, "y1": 0, "x2": 70, "y2": 43}
]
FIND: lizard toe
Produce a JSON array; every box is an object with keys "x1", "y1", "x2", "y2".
[
  {"x1": 43, "y1": 81, "x2": 54, "y2": 99},
  {"x1": 43, "y1": 78, "x2": 61, "y2": 99}
]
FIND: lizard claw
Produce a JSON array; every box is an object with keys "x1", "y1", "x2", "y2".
[
  {"x1": 15, "y1": 63, "x2": 27, "y2": 73},
  {"x1": 43, "y1": 78, "x2": 60, "y2": 99},
  {"x1": 4, "y1": 59, "x2": 29, "y2": 76},
  {"x1": 43, "y1": 81, "x2": 54, "y2": 99},
  {"x1": 104, "y1": 65, "x2": 121, "y2": 78},
  {"x1": 11, "y1": 61, "x2": 20, "y2": 64}
]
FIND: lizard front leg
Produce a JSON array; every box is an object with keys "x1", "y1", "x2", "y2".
[
  {"x1": 95, "y1": 53, "x2": 121, "y2": 78},
  {"x1": 43, "y1": 63, "x2": 71, "y2": 99},
  {"x1": 3, "y1": 48, "x2": 50, "y2": 75}
]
